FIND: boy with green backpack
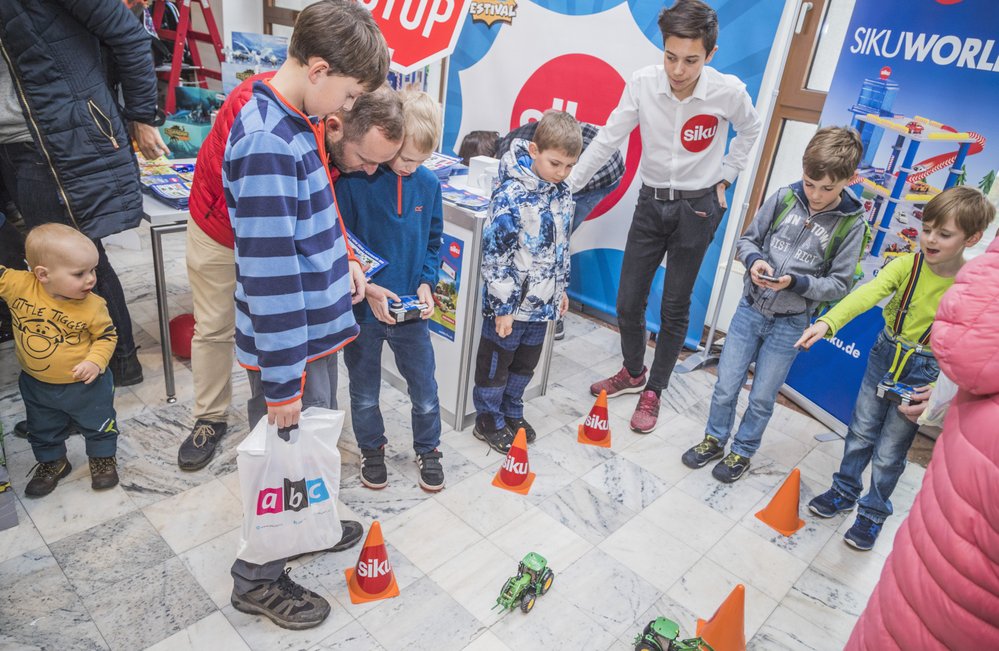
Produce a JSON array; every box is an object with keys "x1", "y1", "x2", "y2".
[{"x1": 682, "y1": 126, "x2": 867, "y2": 482}]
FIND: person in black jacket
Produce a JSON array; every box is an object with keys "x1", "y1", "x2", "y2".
[{"x1": 0, "y1": 0, "x2": 168, "y2": 387}]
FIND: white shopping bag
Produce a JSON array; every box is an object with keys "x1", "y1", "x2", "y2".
[
  {"x1": 235, "y1": 406, "x2": 344, "y2": 565},
  {"x1": 918, "y1": 370, "x2": 958, "y2": 430}
]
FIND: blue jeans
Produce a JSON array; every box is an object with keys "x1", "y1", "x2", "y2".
[
  {"x1": 473, "y1": 317, "x2": 547, "y2": 430},
  {"x1": 706, "y1": 299, "x2": 808, "y2": 457},
  {"x1": 571, "y1": 181, "x2": 620, "y2": 232},
  {"x1": 343, "y1": 319, "x2": 441, "y2": 454},
  {"x1": 832, "y1": 330, "x2": 940, "y2": 523}
]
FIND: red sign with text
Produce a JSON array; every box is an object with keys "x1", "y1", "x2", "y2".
[{"x1": 360, "y1": 0, "x2": 473, "y2": 73}]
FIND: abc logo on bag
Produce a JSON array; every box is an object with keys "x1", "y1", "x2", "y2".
[
  {"x1": 681, "y1": 114, "x2": 719, "y2": 153},
  {"x1": 256, "y1": 477, "x2": 332, "y2": 515}
]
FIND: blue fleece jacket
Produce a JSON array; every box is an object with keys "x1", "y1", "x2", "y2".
[
  {"x1": 334, "y1": 165, "x2": 443, "y2": 323},
  {"x1": 224, "y1": 80, "x2": 358, "y2": 405}
]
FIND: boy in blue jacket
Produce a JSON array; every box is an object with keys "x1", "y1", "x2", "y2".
[
  {"x1": 472, "y1": 111, "x2": 583, "y2": 452},
  {"x1": 335, "y1": 91, "x2": 446, "y2": 492}
]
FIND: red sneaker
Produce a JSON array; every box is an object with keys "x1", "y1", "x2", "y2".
[
  {"x1": 589, "y1": 366, "x2": 647, "y2": 398},
  {"x1": 630, "y1": 390, "x2": 660, "y2": 433}
]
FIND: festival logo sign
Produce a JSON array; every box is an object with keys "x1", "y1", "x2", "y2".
[{"x1": 470, "y1": 0, "x2": 517, "y2": 27}]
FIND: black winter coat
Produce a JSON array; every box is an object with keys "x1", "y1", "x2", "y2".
[{"x1": 0, "y1": 0, "x2": 158, "y2": 239}]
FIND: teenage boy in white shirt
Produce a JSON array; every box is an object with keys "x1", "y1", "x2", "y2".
[{"x1": 578, "y1": 0, "x2": 762, "y2": 433}]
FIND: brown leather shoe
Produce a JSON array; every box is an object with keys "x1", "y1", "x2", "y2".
[
  {"x1": 25, "y1": 458, "x2": 72, "y2": 497},
  {"x1": 89, "y1": 456, "x2": 119, "y2": 490}
]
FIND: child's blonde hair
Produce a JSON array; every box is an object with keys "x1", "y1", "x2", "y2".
[
  {"x1": 533, "y1": 110, "x2": 583, "y2": 158},
  {"x1": 25, "y1": 223, "x2": 96, "y2": 269},
  {"x1": 399, "y1": 90, "x2": 442, "y2": 153},
  {"x1": 922, "y1": 186, "x2": 995, "y2": 236},
  {"x1": 802, "y1": 126, "x2": 863, "y2": 183}
]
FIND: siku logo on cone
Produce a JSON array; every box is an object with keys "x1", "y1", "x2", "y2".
[
  {"x1": 584, "y1": 412, "x2": 608, "y2": 430},
  {"x1": 345, "y1": 520, "x2": 401, "y2": 604},
  {"x1": 681, "y1": 114, "x2": 720, "y2": 153},
  {"x1": 492, "y1": 428, "x2": 536, "y2": 494},
  {"x1": 579, "y1": 390, "x2": 612, "y2": 448}
]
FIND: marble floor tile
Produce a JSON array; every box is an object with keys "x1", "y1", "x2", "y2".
[
  {"x1": 309, "y1": 620, "x2": 386, "y2": 651},
  {"x1": 16, "y1": 474, "x2": 136, "y2": 545},
  {"x1": 640, "y1": 487, "x2": 736, "y2": 552},
  {"x1": 145, "y1": 611, "x2": 250, "y2": 651},
  {"x1": 338, "y1": 474, "x2": 434, "y2": 522},
  {"x1": 537, "y1": 477, "x2": 636, "y2": 545},
  {"x1": 462, "y1": 630, "x2": 513, "y2": 651},
  {"x1": 755, "y1": 429, "x2": 815, "y2": 470},
  {"x1": 810, "y1": 533, "x2": 889, "y2": 598},
  {"x1": 221, "y1": 582, "x2": 354, "y2": 651},
  {"x1": 556, "y1": 547, "x2": 663, "y2": 638},
  {"x1": 142, "y1": 478, "x2": 243, "y2": 554},
  {"x1": 487, "y1": 590, "x2": 617, "y2": 650},
  {"x1": 599, "y1": 513, "x2": 703, "y2": 593},
  {"x1": 427, "y1": 538, "x2": 517, "y2": 627},
  {"x1": 0, "y1": 548, "x2": 109, "y2": 651},
  {"x1": 521, "y1": 383, "x2": 588, "y2": 426},
  {"x1": 435, "y1": 467, "x2": 534, "y2": 536},
  {"x1": 797, "y1": 443, "x2": 849, "y2": 486},
  {"x1": 0, "y1": 498, "x2": 45, "y2": 563},
  {"x1": 706, "y1": 523, "x2": 810, "y2": 602},
  {"x1": 49, "y1": 511, "x2": 175, "y2": 596},
  {"x1": 674, "y1": 454, "x2": 790, "y2": 521},
  {"x1": 650, "y1": 412, "x2": 710, "y2": 449},
  {"x1": 667, "y1": 557, "x2": 778, "y2": 641},
  {"x1": 490, "y1": 447, "x2": 577, "y2": 507},
  {"x1": 548, "y1": 350, "x2": 590, "y2": 381},
  {"x1": 529, "y1": 423, "x2": 615, "y2": 476},
  {"x1": 750, "y1": 603, "x2": 848, "y2": 651},
  {"x1": 440, "y1": 428, "x2": 510, "y2": 470},
  {"x1": 780, "y1": 566, "x2": 872, "y2": 646},
  {"x1": 384, "y1": 439, "x2": 479, "y2": 489},
  {"x1": 581, "y1": 455, "x2": 671, "y2": 512},
  {"x1": 488, "y1": 506, "x2": 593, "y2": 572},
  {"x1": 357, "y1": 576, "x2": 485, "y2": 651},
  {"x1": 177, "y1": 527, "x2": 241, "y2": 608},
  {"x1": 86, "y1": 556, "x2": 216, "y2": 651},
  {"x1": 615, "y1": 432, "x2": 696, "y2": 487},
  {"x1": 384, "y1": 498, "x2": 483, "y2": 574}
]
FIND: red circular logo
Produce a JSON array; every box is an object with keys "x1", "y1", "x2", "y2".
[
  {"x1": 680, "y1": 115, "x2": 720, "y2": 153},
  {"x1": 449, "y1": 241, "x2": 461, "y2": 258}
]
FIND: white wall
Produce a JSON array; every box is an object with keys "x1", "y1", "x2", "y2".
[{"x1": 220, "y1": 0, "x2": 264, "y2": 45}]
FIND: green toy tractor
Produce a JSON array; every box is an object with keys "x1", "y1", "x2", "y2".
[
  {"x1": 494, "y1": 552, "x2": 554, "y2": 614},
  {"x1": 634, "y1": 617, "x2": 715, "y2": 651}
]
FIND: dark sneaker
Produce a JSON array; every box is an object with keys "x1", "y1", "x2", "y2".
[
  {"x1": 808, "y1": 488, "x2": 855, "y2": 518},
  {"x1": 681, "y1": 435, "x2": 724, "y2": 469},
  {"x1": 416, "y1": 449, "x2": 445, "y2": 492},
  {"x1": 13, "y1": 420, "x2": 28, "y2": 438},
  {"x1": 24, "y1": 458, "x2": 72, "y2": 497},
  {"x1": 287, "y1": 520, "x2": 365, "y2": 560},
  {"x1": 360, "y1": 447, "x2": 388, "y2": 489},
  {"x1": 505, "y1": 417, "x2": 536, "y2": 444},
  {"x1": 590, "y1": 366, "x2": 647, "y2": 398},
  {"x1": 109, "y1": 349, "x2": 143, "y2": 387},
  {"x1": 89, "y1": 456, "x2": 119, "y2": 490},
  {"x1": 231, "y1": 568, "x2": 330, "y2": 630},
  {"x1": 554, "y1": 319, "x2": 565, "y2": 341},
  {"x1": 844, "y1": 515, "x2": 882, "y2": 551},
  {"x1": 178, "y1": 420, "x2": 227, "y2": 471},
  {"x1": 473, "y1": 422, "x2": 513, "y2": 453},
  {"x1": 711, "y1": 452, "x2": 751, "y2": 483},
  {"x1": 629, "y1": 390, "x2": 660, "y2": 433}
]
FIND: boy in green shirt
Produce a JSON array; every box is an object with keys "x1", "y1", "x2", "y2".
[{"x1": 796, "y1": 186, "x2": 994, "y2": 551}]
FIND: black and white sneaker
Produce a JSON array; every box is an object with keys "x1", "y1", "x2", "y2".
[
  {"x1": 504, "y1": 417, "x2": 536, "y2": 444},
  {"x1": 360, "y1": 447, "x2": 388, "y2": 489},
  {"x1": 554, "y1": 319, "x2": 565, "y2": 341},
  {"x1": 231, "y1": 569, "x2": 330, "y2": 630},
  {"x1": 416, "y1": 449, "x2": 445, "y2": 492},
  {"x1": 473, "y1": 422, "x2": 513, "y2": 453},
  {"x1": 711, "y1": 452, "x2": 751, "y2": 483}
]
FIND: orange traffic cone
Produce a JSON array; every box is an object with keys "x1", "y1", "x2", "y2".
[
  {"x1": 696, "y1": 583, "x2": 746, "y2": 651},
  {"x1": 344, "y1": 521, "x2": 400, "y2": 604},
  {"x1": 578, "y1": 390, "x2": 612, "y2": 448},
  {"x1": 755, "y1": 467, "x2": 805, "y2": 536},
  {"x1": 492, "y1": 428, "x2": 536, "y2": 495}
]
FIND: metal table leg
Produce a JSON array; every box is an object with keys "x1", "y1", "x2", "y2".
[{"x1": 150, "y1": 221, "x2": 189, "y2": 404}]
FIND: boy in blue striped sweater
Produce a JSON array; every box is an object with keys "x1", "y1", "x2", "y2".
[{"x1": 222, "y1": 0, "x2": 388, "y2": 631}]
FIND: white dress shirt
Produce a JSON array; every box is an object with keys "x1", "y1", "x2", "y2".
[{"x1": 568, "y1": 65, "x2": 762, "y2": 194}]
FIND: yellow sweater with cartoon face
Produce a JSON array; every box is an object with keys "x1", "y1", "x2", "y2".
[{"x1": 0, "y1": 266, "x2": 117, "y2": 383}]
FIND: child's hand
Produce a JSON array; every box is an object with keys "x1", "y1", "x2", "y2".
[
  {"x1": 366, "y1": 283, "x2": 400, "y2": 325},
  {"x1": 495, "y1": 315, "x2": 514, "y2": 338},
  {"x1": 897, "y1": 385, "x2": 933, "y2": 423},
  {"x1": 559, "y1": 294, "x2": 569, "y2": 317},
  {"x1": 348, "y1": 260, "x2": 367, "y2": 305},
  {"x1": 749, "y1": 259, "x2": 776, "y2": 288},
  {"x1": 417, "y1": 283, "x2": 435, "y2": 319},
  {"x1": 268, "y1": 399, "x2": 302, "y2": 429},
  {"x1": 795, "y1": 321, "x2": 830, "y2": 350},
  {"x1": 72, "y1": 361, "x2": 101, "y2": 384}
]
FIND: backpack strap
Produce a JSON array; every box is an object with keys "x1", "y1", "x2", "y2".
[{"x1": 769, "y1": 188, "x2": 797, "y2": 233}]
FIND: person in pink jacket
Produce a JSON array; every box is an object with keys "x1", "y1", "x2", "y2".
[{"x1": 846, "y1": 234, "x2": 999, "y2": 650}]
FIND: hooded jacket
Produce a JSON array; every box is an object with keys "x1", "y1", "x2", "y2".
[
  {"x1": 481, "y1": 138, "x2": 573, "y2": 322},
  {"x1": 737, "y1": 182, "x2": 865, "y2": 317},
  {"x1": 846, "y1": 237, "x2": 999, "y2": 650},
  {"x1": 0, "y1": 0, "x2": 158, "y2": 240}
]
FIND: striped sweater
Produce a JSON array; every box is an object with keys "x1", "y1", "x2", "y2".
[{"x1": 223, "y1": 80, "x2": 358, "y2": 405}]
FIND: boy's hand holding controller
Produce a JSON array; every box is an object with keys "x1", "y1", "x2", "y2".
[
  {"x1": 348, "y1": 259, "x2": 367, "y2": 305},
  {"x1": 750, "y1": 259, "x2": 792, "y2": 291},
  {"x1": 495, "y1": 314, "x2": 514, "y2": 338},
  {"x1": 72, "y1": 360, "x2": 101, "y2": 384},
  {"x1": 417, "y1": 283, "x2": 435, "y2": 319},
  {"x1": 897, "y1": 385, "x2": 933, "y2": 423},
  {"x1": 366, "y1": 283, "x2": 400, "y2": 325},
  {"x1": 795, "y1": 321, "x2": 829, "y2": 350}
]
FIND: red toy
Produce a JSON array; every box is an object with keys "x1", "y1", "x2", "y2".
[
  {"x1": 906, "y1": 121, "x2": 924, "y2": 134},
  {"x1": 169, "y1": 313, "x2": 196, "y2": 359},
  {"x1": 910, "y1": 180, "x2": 931, "y2": 194},
  {"x1": 901, "y1": 227, "x2": 919, "y2": 240}
]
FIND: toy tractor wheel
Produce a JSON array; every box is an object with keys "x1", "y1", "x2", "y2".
[
  {"x1": 634, "y1": 642, "x2": 657, "y2": 651},
  {"x1": 540, "y1": 569, "x2": 554, "y2": 595},
  {"x1": 520, "y1": 590, "x2": 536, "y2": 613}
]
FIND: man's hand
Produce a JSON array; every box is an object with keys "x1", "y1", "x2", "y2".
[
  {"x1": 366, "y1": 283, "x2": 400, "y2": 325},
  {"x1": 268, "y1": 399, "x2": 302, "y2": 429},
  {"x1": 131, "y1": 122, "x2": 169, "y2": 160},
  {"x1": 417, "y1": 283, "x2": 435, "y2": 319},
  {"x1": 898, "y1": 385, "x2": 933, "y2": 424},
  {"x1": 495, "y1": 314, "x2": 514, "y2": 338},
  {"x1": 559, "y1": 293, "x2": 569, "y2": 317},
  {"x1": 348, "y1": 259, "x2": 367, "y2": 305},
  {"x1": 72, "y1": 360, "x2": 101, "y2": 384},
  {"x1": 715, "y1": 182, "x2": 729, "y2": 211},
  {"x1": 795, "y1": 321, "x2": 830, "y2": 350}
]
